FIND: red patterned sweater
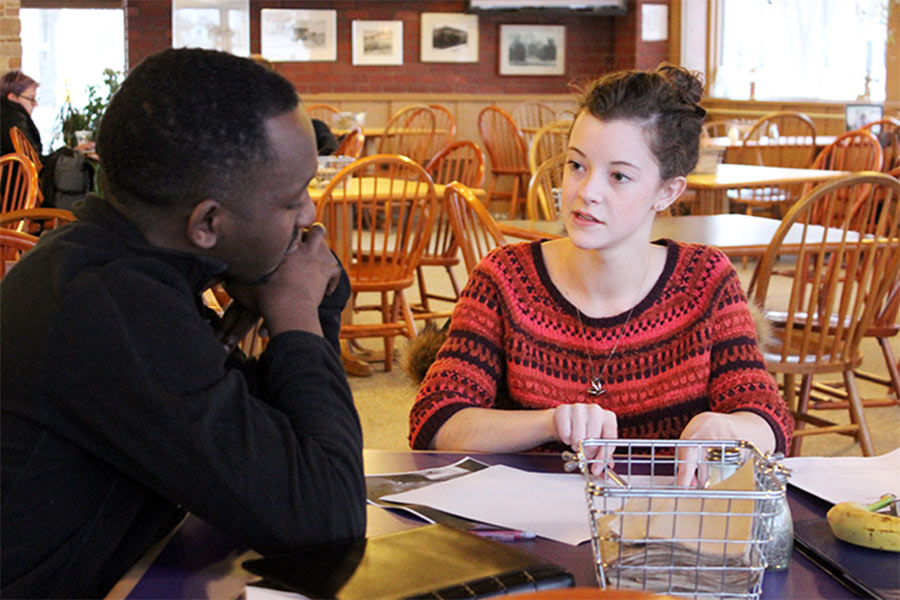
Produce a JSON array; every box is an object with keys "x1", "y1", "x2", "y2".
[{"x1": 408, "y1": 240, "x2": 793, "y2": 452}]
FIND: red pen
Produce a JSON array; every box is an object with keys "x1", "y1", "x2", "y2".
[{"x1": 472, "y1": 529, "x2": 536, "y2": 542}]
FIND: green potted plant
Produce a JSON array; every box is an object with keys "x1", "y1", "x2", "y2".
[{"x1": 57, "y1": 68, "x2": 122, "y2": 148}]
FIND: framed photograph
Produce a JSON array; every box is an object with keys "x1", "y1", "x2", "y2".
[
  {"x1": 420, "y1": 13, "x2": 479, "y2": 63},
  {"x1": 260, "y1": 9, "x2": 336, "y2": 62},
  {"x1": 352, "y1": 20, "x2": 403, "y2": 66},
  {"x1": 172, "y1": 0, "x2": 249, "y2": 56},
  {"x1": 499, "y1": 24, "x2": 565, "y2": 76},
  {"x1": 845, "y1": 103, "x2": 883, "y2": 132}
]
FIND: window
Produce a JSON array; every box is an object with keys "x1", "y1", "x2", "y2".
[
  {"x1": 20, "y1": 8, "x2": 125, "y2": 150},
  {"x1": 711, "y1": 0, "x2": 888, "y2": 102}
]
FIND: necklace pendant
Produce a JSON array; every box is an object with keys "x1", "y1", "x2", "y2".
[{"x1": 587, "y1": 376, "x2": 606, "y2": 396}]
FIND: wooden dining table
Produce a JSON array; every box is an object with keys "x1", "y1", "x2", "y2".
[
  {"x1": 686, "y1": 164, "x2": 849, "y2": 214},
  {"x1": 498, "y1": 213, "x2": 858, "y2": 259}
]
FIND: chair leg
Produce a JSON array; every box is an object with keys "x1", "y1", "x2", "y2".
[
  {"x1": 415, "y1": 264, "x2": 431, "y2": 313},
  {"x1": 445, "y1": 265, "x2": 461, "y2": 300},
  {"x1": 843, "y1": 370, "x2": 875, "y2": 456},
  {"x1": 879, "y1": 337, "x2": 900, "y2": 399},
  {"x1": 381, "y1": 291, "x2": 392, "y2": 371},
  {"x1": 789, "y1": 374, "x2": 812, "y2": 457},
  {"x1": 486, "y1": 176, "x2": 499, "y2": 207},
  {"x1": 509, "y1": 176, "x2": 520, "y2": 218}
]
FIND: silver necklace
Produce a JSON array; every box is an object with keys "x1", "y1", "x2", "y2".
[
  {"x1": 573, "y1": 261, "x2": 650, "y2": 396},
  {"x1": 574, "y1": 304, "x2": 637, "y2": 396}
]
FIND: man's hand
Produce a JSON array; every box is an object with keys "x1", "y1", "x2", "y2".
[
  {"x1": 552, "y1": 403, "x2": 617, "y2": 475},
  {"x1": 225, "y1": 223, "x2": 341, "y2": 338},
  {"x1": 216, "y1": 301, "x2": 264, "y2": 354}
]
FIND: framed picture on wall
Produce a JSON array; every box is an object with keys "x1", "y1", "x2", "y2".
[
  {"x1": 845, "y1": 103, "x2": 883, "y2": 132},
  {"x1": 172, "y1": 0, "x2": 250, "y2": 56},
  {"x1": 352, "y1": 20, "x2": 403, "y2": 66},
  {"x1": 420, "y1": 13, "x2": 479, "y2": 63},
  {"x1": 499, "y1": 24, "x2": 565, "y2": 76},
  {"x1": 260, "y1": 9, "x2": 337, "y2": 62}
]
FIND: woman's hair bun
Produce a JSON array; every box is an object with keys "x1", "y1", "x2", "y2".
[{"x1": 656, "y1": 63, "x2": 704, "y2": 106}]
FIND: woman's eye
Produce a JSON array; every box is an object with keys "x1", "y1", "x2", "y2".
[
  {"x1": 566, "y1": 160, "x2": 583, "y2": 172},
  {"x1": 611, "y1": 172, "x2": 630, "y2": 183}
]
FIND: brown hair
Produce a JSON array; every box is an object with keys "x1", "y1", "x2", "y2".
[
  {"x1": 578, "y1": 64, "x2": 705, "y2": 180},
  {"x1": 1, "y1": 70, "x2": 38, "y2": 98}
]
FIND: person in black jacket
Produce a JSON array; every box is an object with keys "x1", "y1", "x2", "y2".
[
  {"x1": 0, "y1": 48, "x2": 366, "y2": 598},
  {"x1": 1, "y1": 70, "x2": 42, "y2": 157}
]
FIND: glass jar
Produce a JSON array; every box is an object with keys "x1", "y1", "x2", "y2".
[
  {"x1": 763, "y1": 462, "x2": 793, "y2": 571},
  {"x1": 704, "y1": 445, "x2": 742, "y2": 487}
]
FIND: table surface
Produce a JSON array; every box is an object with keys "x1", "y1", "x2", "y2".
[
  {"x1": 110, "y1": 449, "x2": 863, "y2": 600},
  {"x1": 308, "y1": 178, "x2": 484, "y2": 204},
  {"x1": 686, "y1": 164, "x2": 849, "y2": 190},
  {"x1": 498, "y1": 214, "x2": 855, "y2": 258},
  {"x1": 704, "y1": 135, "x2": 837, "y2": 151}
]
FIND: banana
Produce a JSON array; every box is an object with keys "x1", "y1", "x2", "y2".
[{"x1": 826, "y1": 494, "x2": 900, "y2": 552}]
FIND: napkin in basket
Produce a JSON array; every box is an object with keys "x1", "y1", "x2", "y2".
[{"x1": 595, "y1": 460, "x2": 762, "y2": 595}]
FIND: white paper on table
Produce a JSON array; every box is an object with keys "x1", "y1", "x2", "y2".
[
  {"x1": 783, "y1": 447, "x2": 900, "y2": 506},
  {"x1": 381, "y1": 465, "x2": 590, "y2": 545},
  {"x1": 379, "y1": 464, "x2": 669, "y2": 546}
]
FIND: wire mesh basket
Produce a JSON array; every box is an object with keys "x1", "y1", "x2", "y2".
[{"x1": 564, "y1": 439, "x2": 789, "y2": 600}]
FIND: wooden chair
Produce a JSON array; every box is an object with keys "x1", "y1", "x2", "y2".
[
  {"x1": 0, "y1": 207, "x2": 75, "y2": 235},
  {"x1": 729, "y1": 111, "x2": 818, "y2": 218},
  {"x1": 526, "y1": 153, "x2": 566, "y2": 222},
  {"x1": 803, "y1": 130, "x2": 883, "y2": 226},
  {"x1": 335, "y1": 126, "x2": 365, "y2": 159},
  {"x1": 1, "y1": 153, "x2": 40, "y2": 232},
  {"x1": 528, "y1": 118, "x2": 571, "y2": 174},
  {"x1": 478, "y1": 106, "x2": 530, "y2": 218},
  {"x1": 809, "y1": 164, "x2": 900, "y2": 408},
  {"x1": 512, "y1": 101, "x2": 556, "y2": 149},
  {"x1": 747, "y1": 172, "x2": 900, "y2": 456},
  {"x1": 0, "y1": 228, "x2": 38, "y2": 279},
  {"x1": 316, "y1": 154, "x2": 438, "y2": 371},
  {"x1": 377, "y1": 105, "x2": 436, "y2": 165},
  {"x1": 10, "y1": 126, "x2": 42, "y2": 173},
  {"x1": 859, "y1": 117, "x2": 900, "y2": 173},
  {"x1": 425, "y1": 104, "x2": 457, "y2": 165},
  {"x1": 424, "y1": 140, "x2": 486, "y2": 189},
  {"x1": 305, "y1": 103, "x2": 341, "y2": 129},
  {"x1": 413, "y1": 141, "x2": 487, "y2": 320},
  {"x1": 445, "y1": 182, "x2": 507, "y2": 275}
]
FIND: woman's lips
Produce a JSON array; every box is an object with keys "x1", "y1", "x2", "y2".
[{"x1": 572, "y1": 210, "x2": 602, "y2": 225}]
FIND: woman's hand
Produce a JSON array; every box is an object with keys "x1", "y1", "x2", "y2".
[
  {"x1": 675, "y1": 411, "x2": 776, "y2": 487},
  {"x1": 552, "y1": 403, "x2": 617, "y2": 475}
]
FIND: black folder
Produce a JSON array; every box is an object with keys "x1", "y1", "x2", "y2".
[
  {"x1": 243, "y1": 523, "x2": 574, "y2": 599},
  {"x1": 793, "y1": 518, "x2": 900, "y2": 600}
]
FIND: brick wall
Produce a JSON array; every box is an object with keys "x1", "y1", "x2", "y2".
[
  {"x1": 123, "y1": 0, "x2": 665, "y2": 96},
  {"x1": 1, "y1": 0, "x2": 22, "y2": 73}
]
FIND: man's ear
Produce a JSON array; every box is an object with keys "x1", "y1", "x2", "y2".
[
  {"x1": 654, "y1": 175, "x2": 687, "y2": 212},
  {"x1": 186, "y1": 199, "x2": 224, "y2": 250}
]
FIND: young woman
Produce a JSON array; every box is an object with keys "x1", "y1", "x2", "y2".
[{"x1": 408, "y1": 65, "x2": 792, "y2": 482}]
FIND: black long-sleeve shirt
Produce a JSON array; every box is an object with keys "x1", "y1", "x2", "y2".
[{"x1": 0, "y1": 195, "x2": 366, "y2": 598}]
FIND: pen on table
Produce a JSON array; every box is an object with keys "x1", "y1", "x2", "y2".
[{"x1": 472, "y1": 529, "x2": 536, "y2": 542}]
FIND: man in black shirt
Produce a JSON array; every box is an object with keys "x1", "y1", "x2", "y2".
[{"x1": 1, "y1": 49, "x2": 366, "y2": 598}]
